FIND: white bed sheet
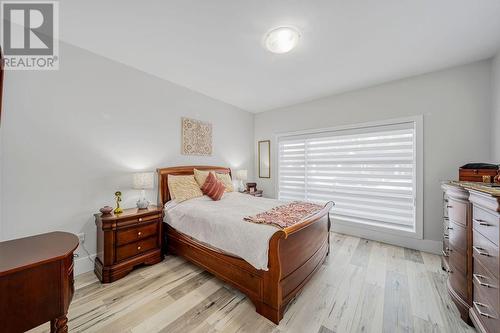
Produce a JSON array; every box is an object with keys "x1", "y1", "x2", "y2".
[{"x1": 164, "y1": 192, "x2": 283, "y2": 270}]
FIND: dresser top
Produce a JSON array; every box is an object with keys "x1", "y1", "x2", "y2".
[
  {"x1": 448, "y1": 181, "x2": 500, "y2": 197},
  {"x1": 0, "y1": 231, "x2": 79, "y2": 277},
  {"x1": 95, "y1": 205, "x2": 162, "y2": 221}
]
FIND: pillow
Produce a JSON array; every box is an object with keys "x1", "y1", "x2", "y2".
[
  {"x1": 168, "y1": 175, "x2": 203, "y2": 202},
  {"x1": 216, "y1": 172, "x2": 234, "y2": 192},
  {"x1": 194, "y1": 169, "x2": 213, "y2": 187},
  {"x1": 201, "y1": 172, "x2": 226, "y2": 201}
]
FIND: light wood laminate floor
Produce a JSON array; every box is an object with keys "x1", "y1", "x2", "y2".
[{"x1": 29, "y1": 233, "x2": 476, "y2": 333}]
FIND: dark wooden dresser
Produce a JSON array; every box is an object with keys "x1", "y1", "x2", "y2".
[
  {"x1": 94, "y1": 206, "x2": 163, "y2": 283},
  {"x1": 468, "y1": 190, "x2": 499, "y2": 333},
  {"x1": 0, "y1": 231, "x2": 79, "y2": 333},
  {"x1": 441, "y1": 183, "x2": 473, "y2": 322},
  {"x1": 442, "y1": 182, "x2": 499, "y2": 333}
]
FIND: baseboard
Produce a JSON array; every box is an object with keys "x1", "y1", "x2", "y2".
[
  {"x1": 332, "y1": 224, "x2": 442, "y2": 254},
  {"x1": 74, "y1": 253, "x2": 96, "y2": 276}
]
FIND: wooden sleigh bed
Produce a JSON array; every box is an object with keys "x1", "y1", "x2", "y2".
[{"x1": 157, "y1": 165, "x2": 334, "y2": 324}]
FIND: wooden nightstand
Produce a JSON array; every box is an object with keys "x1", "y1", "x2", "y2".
[{"x1": 94, "y1": 206, "x2": 163, "y2": 283}]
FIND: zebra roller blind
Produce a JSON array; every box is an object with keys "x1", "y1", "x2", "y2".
[{"x1": 278, "y1": 121, "x2": 417, "y2": 233}]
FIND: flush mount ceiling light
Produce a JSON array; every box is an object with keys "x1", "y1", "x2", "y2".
[{"x1": 265, "y1": 27, "x2": 300, "y2": 54}]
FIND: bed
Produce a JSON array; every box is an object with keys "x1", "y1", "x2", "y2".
[{"x1": 157, "y1": 165, "x2": 334, "y2": 324}]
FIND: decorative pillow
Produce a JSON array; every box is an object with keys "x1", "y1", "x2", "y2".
[
  {"x1": 201, "y1": 172, "x2": 226, "y2": 201},
  {"x1": 194, "y1": 169, "x2": 213, "y2": 187},
  {"x1": 168, "y1": 175, "x2": 203, "y2": 202},
  {"x1": 216, "y1": 172, "x2": 234, "y2": 192}
]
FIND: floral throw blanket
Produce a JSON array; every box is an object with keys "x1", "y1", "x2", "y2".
[{"x1": 244, "y1": 201, "x2": 325, "y2": 229}]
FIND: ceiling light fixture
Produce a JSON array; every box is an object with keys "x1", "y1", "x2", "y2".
[{"x1": 265, "y1": 27, "x2": 300, "y2": 54}]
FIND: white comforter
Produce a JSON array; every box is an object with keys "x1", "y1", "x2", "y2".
[{"x1": 164, "y1": 192, "x2": 284, "y2": 270}]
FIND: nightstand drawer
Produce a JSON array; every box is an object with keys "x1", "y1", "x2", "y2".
[
  {"x1": 116, "y1": 237, "x2": 157, "y2": 262},
  {"x1": 116, "y1": 222, "x2": 158, "y2": 246},
  {"x1": 119, "y1": 213, "x2": 161, "y2": 225}
]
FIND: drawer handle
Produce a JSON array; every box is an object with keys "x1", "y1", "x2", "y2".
[
  {"x1": 446, "y1": 247, "x2": 452, "y2": 252},
  {"x1": 473, "y1": 274, "x2": 497, "y2": 289},
  {"x1": 473, "y1": 246, "x2": 490, "y2": 257},
  {"x1": 138, "y1": 218, "x2": 143, "y2": 222},
  {"x1": 444, "y1": 199, "x2": 449, "y2": 203},
  {"x1": 441, "y1": 250, "x2": 449, "y2": 258},
  {"x1": 446, "y1": 205, "x2": 453, "y2": 208},
  {"x1": 473, "y1": 302, "x2": 497, "y2": 319},
  {"x1": 443, "y1": 235, "x2": 449, "y2": 239},
  {"x1": 443, "y1": 217, "x2": 449, "y2": 221},
  {"x1": 446, "y1": 226, "x2": 453, "y2": 230},
  {"x1": 138, "y1": 231, "x2": 142, "y2": 236},
  {"x1": 473, "y1": 219, "x2": 491, "y2": 227},
  {"x1": 137, "y1": 246, "x2": 141, "y2": 250}
]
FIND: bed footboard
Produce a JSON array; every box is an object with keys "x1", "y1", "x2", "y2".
[
  {"x1": 257, "y1": 201, "x2": 333, "y2": 323},
  {"x1": 165, "y1": 201, "x2": 333, "y2": 324}
]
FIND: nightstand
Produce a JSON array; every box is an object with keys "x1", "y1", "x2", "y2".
[
  {"x1": 243, "y1": 190, "x2": 263, "y2": 197},
  {"x1": 94, "y1": 206, "x2": 163, "y2": 283}
]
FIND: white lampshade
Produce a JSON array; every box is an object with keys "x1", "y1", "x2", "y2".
[
  {"x1": 236, "y1": 170, "x2": 248, "y2": 181},
  {"x1": 133, "y1": 172, "x2": 154, "y2": 190}
]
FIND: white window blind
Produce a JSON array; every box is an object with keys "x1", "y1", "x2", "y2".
[{"x1": 278, "y1": 121, "x2": 417, "y2": 233}]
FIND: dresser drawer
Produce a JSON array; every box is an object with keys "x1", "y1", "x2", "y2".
[
  {"x1": 68, "y1": 264, "x2": 75, "y2": 304},
  {"x1": 472, "y1": 283, "x2": 499, "y2": 333},
  {"x1": 442, "y1": 238, "x2": 450, "y2": 270},
  {"x1": 116, "y1": 237, "x2": 158, "y2": 262},
  {"x1": 443, "y1": 217, "x2": 450, "y2": 232},
  {"x1": 448, "y1": 198, "x2": 468, "y2": 227},
  {"x1": 473, "y1": 206, "x2": 499, "y2": 246},
  {"x1": 473, "y1": 230, "x2": 499, "y2": 278},
  {"x1": 473, "y1": 259, "x2": 499, "y2": 312},
  {"x1": 449, "y1": 263, "x2": 468, "y2": 299},
  {"x1": 442, "y1": 237, "x2": 450, "y2": 256},
  {"x1": 449, "y1": 244, "x2": 467, "y2": 275},
  {"x1": 449, "y1": 221, "x2": 467, "y2": 255},
  {"x1": 443, "y1": 199, "x2": 449, "y2": 218},
  {"x1": 116, "y1": 222, "x2": 158, "y2": 246}
]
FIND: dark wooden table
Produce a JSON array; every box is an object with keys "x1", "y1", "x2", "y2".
[{"x1": 0, "y1": 231, "x2": 79, "y2": 333}]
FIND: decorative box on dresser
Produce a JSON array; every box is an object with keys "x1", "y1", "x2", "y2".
[
  {"x1": 441, "y1": 183, "x2": 473, "y2": 322},
  {"x1": 468, "y1": 190, "x2": 499, "y2": 333},
  {"x1": 94, "y1": 206, "x2": 163, "y2": 283}
]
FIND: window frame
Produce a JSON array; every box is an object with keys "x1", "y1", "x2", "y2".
[{"x1": 274, "y1": 115, "x2": 423, "y2": 239}]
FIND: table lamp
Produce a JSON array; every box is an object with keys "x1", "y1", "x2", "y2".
[
  {"x1": 236, "y1": 169, "x2": 248, "y2": 192},
  {"x1": 133, "y1": 172, "x2": 154, "y2": 209}
]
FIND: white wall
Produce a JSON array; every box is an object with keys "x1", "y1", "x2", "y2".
[
  {"x1": 492, "y1": 53, "x2": 500, "y2": 162},
  {"x1": 0, "y1": 42, "x2": 254, "y2": 274},
  {"x1": 255, "y1": 60, "x2": 492, "y2": 251}
]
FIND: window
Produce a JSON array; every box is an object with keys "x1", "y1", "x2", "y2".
[{"x1": 277, "y1": 118, "x2": 422, "y2": 237}]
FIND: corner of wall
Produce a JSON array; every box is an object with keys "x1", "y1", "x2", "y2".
[{"x1": 492, "y1": 52, "x2": 500, "y2": 162}]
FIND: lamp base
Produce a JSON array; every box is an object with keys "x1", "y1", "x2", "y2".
[
  {"x1": 136, "y1": 198, "x2": 150, "y2": 210},
  {"x1": 238, "y1": 180, "x2": 246, "y2": 192}
]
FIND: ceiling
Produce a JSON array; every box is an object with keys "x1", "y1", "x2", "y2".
[{"x1": 61, "y1": 0, "x2": 500, "y2": 112}]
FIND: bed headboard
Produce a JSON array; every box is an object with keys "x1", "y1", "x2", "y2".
[{"x1": 157, "y1": 165, "x2": 232, "y2": 206}]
